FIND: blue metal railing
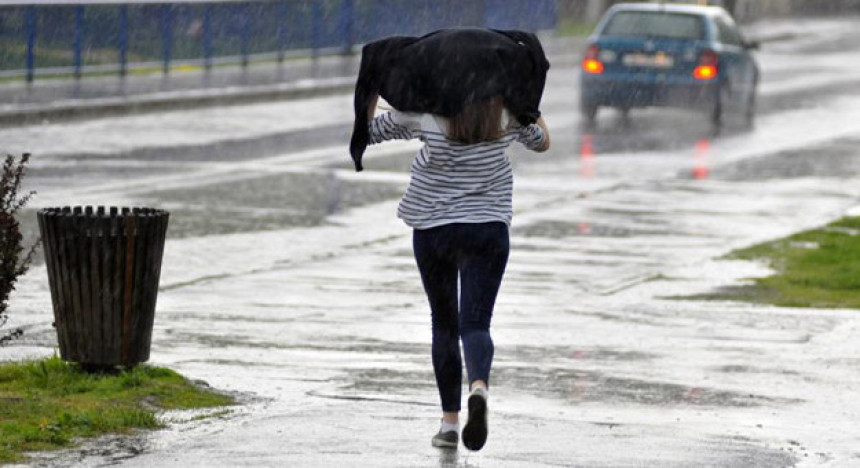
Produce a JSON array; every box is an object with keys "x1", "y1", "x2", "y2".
[{"x1": 0, "y1": 0, "x2": 558, "y2": 82}]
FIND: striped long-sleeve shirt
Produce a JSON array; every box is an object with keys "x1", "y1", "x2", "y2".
[{"x1": 368, "y1": 110, "x2": 546, "y2": 229}]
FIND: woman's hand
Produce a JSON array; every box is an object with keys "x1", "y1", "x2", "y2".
[
  {"x1": 535, "y1": 116, "x2": 551, "y2": 152},
  {"x1": 368, "y1": 94, "x2": 380, "y2": 121}
]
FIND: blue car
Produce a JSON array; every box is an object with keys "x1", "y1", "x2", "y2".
[{"x1": 580, "y1": 3, "x2": 759, "y2": 126}]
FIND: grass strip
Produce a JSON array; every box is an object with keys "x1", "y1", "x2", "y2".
[
  {"x1": 0, "y1": 356, "x2": 233, "y2": 464},
  {"x1": 0, "y1": 51, "x2": 319, "y2": 84},
  {"x1": 724, "y1": 216, "x2": 860, "y2": 308},
  {"x1": 555, "y1": 21, "x2": 596, "y2": 37}
]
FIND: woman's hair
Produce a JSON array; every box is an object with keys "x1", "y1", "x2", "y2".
[{"x1": 445, "y1": 96, "x2": 505, "y2": 144}]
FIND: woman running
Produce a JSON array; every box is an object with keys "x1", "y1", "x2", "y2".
[{"x1": 365, "y1": 93, "x2": 550, "y2": 451}]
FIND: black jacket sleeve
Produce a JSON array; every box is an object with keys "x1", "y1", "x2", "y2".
[
  {"x1": 349, "y1": 37, "x2": 417, "y2": 172},
  {"x1": 349, "y1": 29, "x2": 550, "y2": 172}
]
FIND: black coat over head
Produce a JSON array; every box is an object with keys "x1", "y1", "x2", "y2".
[{"x1": 349, "y1": 28, "x2": 550, "y2": 171}]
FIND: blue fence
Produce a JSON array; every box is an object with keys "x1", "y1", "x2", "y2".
[{"x1": 0, "y1": 0, "x2": 558, "y2": 81}]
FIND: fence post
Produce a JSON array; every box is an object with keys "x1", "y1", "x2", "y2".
[
  {"x1": 548, "y1": 0, "x2": 559, "y2": 31},
  {"x1": 25, "y1": 6, "x2": 36, "y2": 83},
  {"x1": 339, "y1": 0, "x2": 354, "y2": 55},
  {"x1": 161, "y1": 4, "x2": 173, "y2": 75},
  {"x1": 311, "y1": 0, "x2": 322, "y2": 58},
  {"x1": 240, "y1": 3, "x2": 251, "y2": 69},
  {"x1": 73, "y1": 6, "x2": 83, "y2": 79},
  {"x1": 481, "y1": 0, "x2": 490, "y2": 28},
  {"x1": 118, "y1": 5, "x2": 128, "y2": 77},
  {"x1": 203, "y1": 4, "x2": 212, "y2": 71},
  {"x1": 277, "y1": 1, "x2": 287, "y2": 63}
]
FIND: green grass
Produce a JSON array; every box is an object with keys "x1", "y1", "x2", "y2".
[
  {"x1": 0, "y1": 356, "x2": 234, "y2": 464},
  {"x1": 0, "y1": 50, "x2": 321, "y2": 84},
  {"x1": 0, "y1": 39, "x2": 134, "y2": 70},
  {"x1": 723, "y1": 216, "x2": 860, "y2": 308},
  {"x1": 555, "y1": 21, "x2": 596, "y2": 37}
]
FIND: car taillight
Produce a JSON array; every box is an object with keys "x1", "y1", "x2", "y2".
[
  {"x1": 582, "y1": 44, "x2": 604, "y2": 74},
  {"x1": 693, "y1": 49, "x2": 718, "y2": 80}
]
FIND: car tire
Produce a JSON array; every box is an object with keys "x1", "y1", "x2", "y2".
[
  {"x1": 581, "y1": 100, "x2": 599, "y2": 126},
  {"x1": 743, "y1": 84, "x2": 757, "y2": 130},
  {"x1": 710, "y1": 85, "x2": 726, "y2": 128}
]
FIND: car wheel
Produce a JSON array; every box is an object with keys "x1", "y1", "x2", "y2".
[
  {"x1": 616, "y1": 107, "x2": 632, "y2": 127},
  {"x1": 581, "y1": 100, "x2": 598, "y2": 126},
  {"x1": 743, "y1": 85, "x2": 757, "y2": 130},
  {"x1": 710, "y1": 85, "x2": 727, "y2": 127}
]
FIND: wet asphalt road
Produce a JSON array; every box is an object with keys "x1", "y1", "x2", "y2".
[{"x1": 3, "y1": 17, "x2": 860, "y2": 467}]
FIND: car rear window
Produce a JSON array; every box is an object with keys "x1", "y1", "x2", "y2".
[{"x1": 602, "y1": 12, "x2": 704, "y2": 40}]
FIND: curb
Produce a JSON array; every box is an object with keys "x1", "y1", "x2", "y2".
[{"x1": 0, "y1": 76, "x2": 356, "y2": 127}]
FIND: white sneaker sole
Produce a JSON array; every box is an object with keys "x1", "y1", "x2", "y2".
[{"x1": 431, "y1": 437, "x2": 458, "y2": 448}]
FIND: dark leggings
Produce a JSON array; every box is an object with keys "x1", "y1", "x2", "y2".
[{"x1": 413, "y1": 222, "x2": 509, "y2": 412}]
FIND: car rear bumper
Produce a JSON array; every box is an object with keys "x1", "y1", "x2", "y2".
[{"x1": 581, "y1": 75, "x2": 719, "y2": 109}]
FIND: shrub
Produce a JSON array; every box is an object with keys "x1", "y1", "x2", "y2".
[{"x1": 0, "y1": 153, "x2": 38, "y2": 346}]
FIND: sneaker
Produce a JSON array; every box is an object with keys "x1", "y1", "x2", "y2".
[
  {"x1": 431, "y1": 429, "x2": 458, "y2": 448},
  {"x1": 462, "y1": 387, "x2": 488, "y2": 451}
]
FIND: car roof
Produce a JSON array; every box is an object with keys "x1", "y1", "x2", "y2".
[{"x1": 607, "y1": 2, "x2": 727, "y2": 17}]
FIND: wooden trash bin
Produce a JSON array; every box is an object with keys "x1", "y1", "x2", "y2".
[{"x1": 37, "y1": 206, "x2": 169, "y2": 368}]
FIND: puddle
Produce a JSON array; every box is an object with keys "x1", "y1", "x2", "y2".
[
  {"x1": 513, "y1": 220, "x2": 669, "y2": 239},
  {"x1": 145, "y1": 171, "x2": 403, "y2": 238},
  {"x1": 708, "y1": 137, "x2": 860, "y2": 181},
  {"x1": 714, "y1": 364, "x2": 803, "y2": 376},
  {"x1": 492, "y1": 366, "x2": 801, "y2": 408},
  {"x1": 496, "y1": 344, "x2": 657, "y2": 363}
]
